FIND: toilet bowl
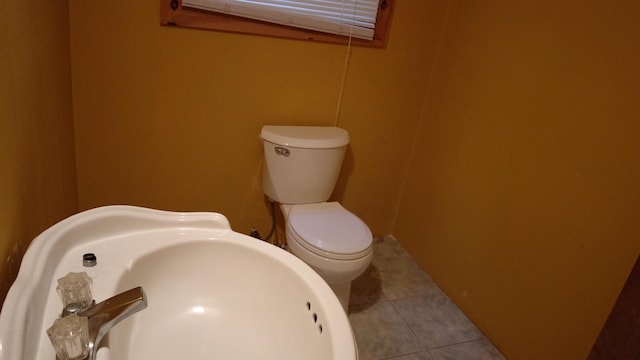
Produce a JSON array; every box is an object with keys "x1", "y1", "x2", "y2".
[{"x1": 282, "y1": 202, "x2": 373, "y2": 311}]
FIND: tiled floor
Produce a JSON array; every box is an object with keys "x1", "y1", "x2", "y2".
[{"x1": 348, "y1": 237, "x2": 506, "y2": 360}]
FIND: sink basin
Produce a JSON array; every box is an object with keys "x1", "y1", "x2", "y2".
[{"x1": 0, "y1": 205, "x2": 358, "y2": 360}]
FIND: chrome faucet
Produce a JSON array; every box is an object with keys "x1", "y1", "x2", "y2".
[{"x1": 50, "y1": 287, "x2": 147, "y2": 360}]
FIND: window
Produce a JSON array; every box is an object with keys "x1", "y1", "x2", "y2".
[{"x1": 160, "y1": 0, "x2": 394, "y2": 48}]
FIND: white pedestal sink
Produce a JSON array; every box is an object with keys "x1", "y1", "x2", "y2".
[{"x1": 0, "y1": 206, "x2": 358, "y2": 360}]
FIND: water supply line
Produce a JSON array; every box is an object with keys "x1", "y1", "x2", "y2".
[{"x1": 250, "y1": 200, "x2": 276, "y2": 244}]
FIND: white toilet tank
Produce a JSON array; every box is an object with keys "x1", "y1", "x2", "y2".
[{"x1": 261, "y1": 126, "x2": 349, "y2": 204}]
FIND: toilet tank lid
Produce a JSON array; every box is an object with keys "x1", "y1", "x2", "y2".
[{"x1": 261, "y1": 126, "x2": 350, "y2": 149}]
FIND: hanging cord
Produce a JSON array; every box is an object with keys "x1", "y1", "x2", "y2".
[
  {"x1": 334, "y1": 35, "x2": 352, "y2": 127},
  {"x1": 334, "y1": 0, "x2": 356, "y2": 127}
]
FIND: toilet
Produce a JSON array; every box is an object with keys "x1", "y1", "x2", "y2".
[{"x1": 261, "y1": 125, "x2": 373, "y2": 312}]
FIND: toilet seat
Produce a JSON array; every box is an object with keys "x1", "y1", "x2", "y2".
[{"x1": 287, "y1": 202, "x2": 372, "y2": 261}]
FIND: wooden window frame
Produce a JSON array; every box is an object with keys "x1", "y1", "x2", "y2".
[{"x1": 160, "y1": 0, "x2": 395, "y2": 48}]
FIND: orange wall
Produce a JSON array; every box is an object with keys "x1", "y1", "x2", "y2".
[
  {"x1": 21, "y1": 0, "x2": 636, "y2": 358},
  {"x1": 68, "y1": 0, "x2": 448, "y2": 238},
  {"x1": 0, "y1": 0, "x2": 78, "y2": 305},
  {"x1": 395, "y1": 1, "x2": 640, "y2": 359}
]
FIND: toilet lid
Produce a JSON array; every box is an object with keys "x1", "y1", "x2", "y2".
[{"x1": 288, "y1": 202, "x2": 372, "y2": 258}]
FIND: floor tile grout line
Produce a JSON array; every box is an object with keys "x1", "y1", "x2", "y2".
[{"x1": 387, "y1": 295, "x2": 428, "y2": 354}]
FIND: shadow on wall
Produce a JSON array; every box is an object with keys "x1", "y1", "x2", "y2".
[{"x1": 332, "y1": 146, "x2": 354, "y2": 202}]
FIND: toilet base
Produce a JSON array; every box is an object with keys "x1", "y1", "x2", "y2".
[{"x1": 328, "y1": 281, "x2": 351, "y2": 313}]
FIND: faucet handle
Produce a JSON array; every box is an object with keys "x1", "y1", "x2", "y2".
[
  {"x1": 56, "y1": 272, "x2": 93, "y2": 311},
  {"x1": 47, "y1": 314, "x2": 90, "y2": 360}
]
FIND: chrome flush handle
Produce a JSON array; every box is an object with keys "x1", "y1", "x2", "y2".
[{"x1": 275, "y1": 147, "x2": 290, "y2": 157}]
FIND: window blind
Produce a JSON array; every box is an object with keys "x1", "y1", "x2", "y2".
[{"x1": 181, "y1": 0, "x2": 380, "y2": 40}]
